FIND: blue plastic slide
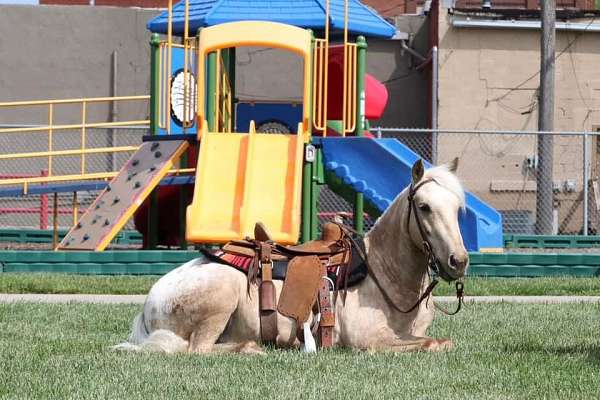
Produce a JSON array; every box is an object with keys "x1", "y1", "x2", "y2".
[{"x1": 316, "y1": 137, "x2": 503, "y2": 252}]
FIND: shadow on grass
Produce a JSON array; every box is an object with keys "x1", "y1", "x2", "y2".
[{"x1": 503, "y1": 342, "x2": 600, "y2": 365}]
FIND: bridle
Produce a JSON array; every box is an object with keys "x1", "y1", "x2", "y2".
[
  {"x1": 367, "y1": 177, "x2": 465, "y2": 316},
  {"x1": 406, "y1": 178, "x2": 443, "y2": 276}
]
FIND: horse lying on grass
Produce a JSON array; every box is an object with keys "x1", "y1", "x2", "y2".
[{"x1": 115, "y1": 159, "x2": 469, "y2": 354}]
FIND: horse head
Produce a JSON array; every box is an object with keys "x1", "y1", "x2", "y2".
[{"x1": 407, "y1": 158, "x2": 468, "y2": 282}]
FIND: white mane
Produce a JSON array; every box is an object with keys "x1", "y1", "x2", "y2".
[
  {"x1": 423, "y1": 164, "x2": 466, "y2": 209},
  {"x1": 370, "y1": 163, "x2": 466, "y2": 232}
]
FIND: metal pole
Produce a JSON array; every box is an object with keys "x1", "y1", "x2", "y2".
[
  {"x1": 302, "y1": 159, "x2": 312, "y2": 242},
  {"x1": 148, "y1": 33, "x2": 161, "y2": 249},
  {"x1": 72, "y1": 191, "x2": 78, "y2": 227},
  {"x1": 40, "y1": 169, "x2": 48, "y2": 230},
  {"x1": 353, "y1": 36, "x2": 367, "y2": 234},
  {"x1": 207, "y1": 52, "x2": 217, "y2": 131},
  {"x1": 536, "y1": 0, "x2": 555, "y2": 235},
  {"x1": 150, "y1": 33, "x2": 161, "y2": 135},
  {"x1": 229, "y1": 48, "x2": 236, "y2": 131},
  {"x1": 110, "y1": 50, "x2": 118, "y2": 171},
  {"x1": 583, "y1": 132, "x2": 589, "y2": 235},
  {"x1": 431, "y1": 45, "x2": 438, "y2": 165},
  {"x1": 52, "y1": 192, "x2": 58, "y2": 250}
]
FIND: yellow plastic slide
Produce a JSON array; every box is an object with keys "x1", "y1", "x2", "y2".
[{"x1": 186, "y1": 124, "x2": 304, "y2": 244}]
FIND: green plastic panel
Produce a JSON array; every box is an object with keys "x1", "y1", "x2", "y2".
[
  {"x1": 0, "y1": 250, "x2": 199, "y2": 275},
  {"x1": 1, "y1": 250, "x2": 600, "y2": 277},
  {"x1": 504, "y1": 234, "x2": 600, "y2": 249},
  {"x1": 0, "y1": 229, "x2": 143, "y2": 245}
]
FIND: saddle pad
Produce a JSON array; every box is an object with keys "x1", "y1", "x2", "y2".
[
  {"x1": 277, "y1": 255, "x2": 322, "y2": 324},
  {"x1": 201, "y1": 235, "x2": 369, "y2": 288}
]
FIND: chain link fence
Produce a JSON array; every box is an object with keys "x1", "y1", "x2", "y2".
[
  {"x1": 0, "y1": 126, "x2": 145, "y2": 229},
  {"x1": 374, "y1": 128, "x2": 598, "y2": 236},
  {"x1": 2, "y1": 123, "x2": 597, "y2": 238},
  {"x1": 317, "y1": 186, "x2": 376, "y2": 231}
]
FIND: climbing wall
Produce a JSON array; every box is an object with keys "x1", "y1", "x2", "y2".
[{"x1": 57, "y1": 140, "x2": 189, "y2": 251}]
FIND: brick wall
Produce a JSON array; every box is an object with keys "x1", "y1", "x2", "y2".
[
  {"x1": 40, "y1": 0, "x2": 417, "y2": 16},
  {"x1": 40, "y1": 0, "x2": 167, "y2": 7},
  {"x1": 37, "y1": 0, "x2": 599, "y2": 12},
  {"x1": 362, "y1": 0, "x2": 423, "y2": 16}
]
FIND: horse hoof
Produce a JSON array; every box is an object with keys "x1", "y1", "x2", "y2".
[
  {"x1": 237, "y1": 341, "x2": 266, "y2": 355},
  {"x1": 423, "y1": 338, "x2": 453, "y2": 352},
  {"x1": 436, "y1": 338, "x2": 453, "y2": 350}
]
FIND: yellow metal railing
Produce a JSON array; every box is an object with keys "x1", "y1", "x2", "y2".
[
  {"x1": 342, "y1": 43, "x2": 357, "y2": 134},
  {"x1": 341, "y1": 0, "x2": 355, "y2": 134},
  {"x1": 312, "y1": 38, "x2": 328, "y2": 132},
  {"x1": 311, "y1": 41, "x2": 357, "y2": 136},
  {"x1": 158, "y1": 39, "x2": 197, "y2": 134},
  {"x1": 312, "y1": 0, "x2": 356, "y2": 136},
  {"x1": 0, "y1": 95, "x2": 151, "y2": 191},
  {"x1": 158, "y1": 0, "x2": 197, "y2": 134}
]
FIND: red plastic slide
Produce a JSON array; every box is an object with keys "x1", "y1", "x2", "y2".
[{"x1": 326, "y1": 45, "x2": 388, "y2": 122}]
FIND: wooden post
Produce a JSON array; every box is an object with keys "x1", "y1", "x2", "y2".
[{"x1": 536, "y1": 0, "x2": 555, "y2": 235}]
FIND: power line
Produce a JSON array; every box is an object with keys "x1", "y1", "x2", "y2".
[{"x1": 490, "y1": 15, "x2": 596, "y2": 103}]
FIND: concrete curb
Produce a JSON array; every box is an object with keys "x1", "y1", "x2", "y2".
[
  {"x1": 436, "y1": 295, "x2": 600, "y2": 304},
  {"x1": 1, "y1": 294, "x2": 600, "y2": 304},
  {"x1": 0, "y1": 294, "x2": 146, "y2": 304}
]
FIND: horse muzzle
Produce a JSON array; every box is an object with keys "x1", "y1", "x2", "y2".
[{"x1": 440, "y1": 252, "x2": 469, "y2": 281}]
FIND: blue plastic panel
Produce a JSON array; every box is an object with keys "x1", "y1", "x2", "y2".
[
  {"x1": 158, "y1": 47, "x2": 198, "y2": 136},
  {"x1": 147, "y1": 0, "x2": 395, "y2": 39},
  {"x1": 235, "y1": 102, "x2": 302, "y2": 133},
  {"x1": 316, "y1": 137, "x2": 503, "y2": 252}
]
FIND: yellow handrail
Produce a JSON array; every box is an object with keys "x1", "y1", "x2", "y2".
[
  {"x1": 0, "y1": 120, "x2": 150, "y2": 134},
  {"x1": 344, "y1": 43, "x2": 357, "y2": 133},
  {"x1": 0, "y1": 168, "x2": 196, "y2": 187},
  {"x1": 312, "y1": 39, "x2": 328, "y2": 132},
  {"x1": 0, "y1": 95, "x2": 149, "y2": 107},
  {"x1": 48, "y1": 103, "x2": 54, "y2": 174},
  {"x1": 0, "y1": 146, "x2": 139, "y2": 160},
  {"x1": 0, "y1": 95, "x2": 150, "y2": 191}
]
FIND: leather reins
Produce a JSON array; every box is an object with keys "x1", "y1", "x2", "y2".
[{"x1": 357, "y1": 178, "x2": 464, "y2": 316}]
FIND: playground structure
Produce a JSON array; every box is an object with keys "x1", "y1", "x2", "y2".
[{"x1": 0, "y1": 0, "x2": 504, "y2": 254}]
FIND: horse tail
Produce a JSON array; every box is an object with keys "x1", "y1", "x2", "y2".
[
  {"x1": 129, "y1": 312, "x2": 149, "y2": 345},
  {"x1": 112, "y1": 312, "x2": 189, "y2": 353}
]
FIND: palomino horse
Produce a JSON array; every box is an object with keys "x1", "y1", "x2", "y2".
[{"x1": 115, "y1": 158, "x2": 469, "y2": 354}]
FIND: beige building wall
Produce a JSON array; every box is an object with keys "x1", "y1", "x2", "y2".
[{"x1": 436, "y1": 8, "x2": 600, "y2": 232}]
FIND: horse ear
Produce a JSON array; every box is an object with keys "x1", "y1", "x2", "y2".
[
  {"x1": 411, "y1": 159, "x2": 425, "y2": 183},
  {"x1": 448, "y1": 157, "x2": 459, "y2": 173}
]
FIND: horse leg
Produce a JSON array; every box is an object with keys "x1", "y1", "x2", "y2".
[
  {"x1": 212, "y1": 341, "x2": 266, "y2": 355},
  {"x1": 187, "y1": 311, "x2": 236, "y2": 354},
  {"x1": 381, "y1": 336, "x2": 453, "y2": 352}
]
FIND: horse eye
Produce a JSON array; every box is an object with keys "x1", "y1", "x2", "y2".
[{"x1": 418, "y1": 203, "x2": 431, "y2": 212}]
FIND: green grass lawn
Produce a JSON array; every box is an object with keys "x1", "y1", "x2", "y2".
[
  {"x1": 1, "y1": 273, "x2": 600, "y2": 296},
  {"x1": 1, "y1": 302, "x2": 599, "y2": 399}
]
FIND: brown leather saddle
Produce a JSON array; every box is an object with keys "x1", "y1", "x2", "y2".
[{"x1": 217, "y1": 222, "x2": 356, "y2": 349}]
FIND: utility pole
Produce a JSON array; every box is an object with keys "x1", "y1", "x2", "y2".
[{"x1": 536, "y1": 0, "x2": 555, "y2": 234}]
